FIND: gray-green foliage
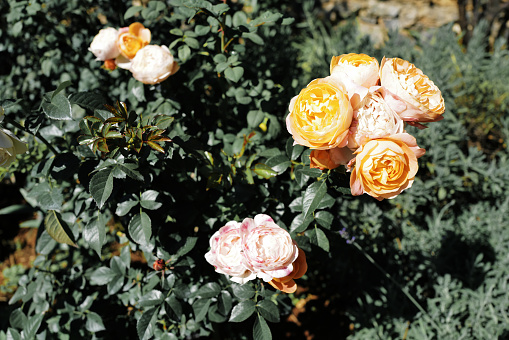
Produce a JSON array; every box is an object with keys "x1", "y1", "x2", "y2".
[{"x1": 292, "y1": 8, "x2": 509, "y2": 339}]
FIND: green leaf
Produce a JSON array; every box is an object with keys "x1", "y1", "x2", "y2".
[
  {"x1": 225, "y1": 66, "x2": 244, "y2": 83},
  {"x1": 140, "y1": 190, "x2": 162, "y2": 210},
  {"x1": 253, "y1": 314, "x2": 272, "y2": 340},
  {"x1": 137, "y1": 307, "x2": 157, "y2": 340},
  {"x1": 6, "y1": 328, "x2": 21, "y2": 340},
  {"x1": 192, "y1": 298, "x2": 211, "y2": 322},
  {"x1": 128, "y1": 212, "x2": 152, "y2": 246},
  {"x1": 124, "y1": 6, "x2": 143, "y2": 19},
  {"x1": 252, "y1": 163, "x2": 278, "y2": 179},
  {"x1": 290, "y1": 212, "x2": 314, "y2": 233},
  {"x1": 257, "y1": 300, "x2": 279, "y2": 323},
  {"x1": 265, "y1": 155, "x2": 291, "y2": 174},
  {"x1": 90, "y1": 267, "x2": 117, "y2": 285},
  {"x1": 69, "y1": 92, "x2": 108, "y2": 112},
  {"x1": 302, "y1": 181, "x2": 327, "y2": 220},
  {"x1": 86, "y1": 312, "x2": 106, "y2": 333},
  {"x1": 167, "y1": 294, "x2": 182, "y2": 317},
  {"x1": 195, "y1": 25, "x2": 210, "y2": 36},
  {"x1": 139, "y1": 290, "x2": 164, "y2": 307},
  {"x1": 178, "y1": 45, "x2": 191, "y2": 62},
  {"x1": 229, "y1": 300, "x2": 256, "y2": 322},
  {"x1": 116, "y1": 199, "x2": 139, "y2": 217},
  {"x1": 233, "y1": 11, "x2": 247, "y2": 26},
  {"x1": 315, "y1": 211, "x2": 334, "y2": 230},
  {"x1": 176, "y1": 236, "x2": 197, "y2": 257},
  {"x1": 90, "y1": 169, "x2": 114, "y2": 209},
  {"x1": 35, "y1": 230, "x2": 57, "y2": 255},
  {"x1": 9, "y1": 309, "x2": 27, "y2": 330},
  {"x1": 42, "y1": 94, "x2": 72, "y2": 120},
  {"x1": 83, "y1": 213, "x2": 105, "y2": 258},
  {"x1": 218, "y1": 291, "x2": 232, "y2": 315},
  {"x1": 247, "y1": 110, "x2": 264, "y2": 128},
  {"x1": 232, "y1": 283, "x2": 255, "y2": 300},
  {"x1": 23, "y1": 314, "x2": 44, "y2": 340},
  {"x1": 44, "y1": 210, "x2": 77, "y2": 247},
  {"x1": 197, "y1": 282, "x2": 221, "y2": 298},
  {"x1": 243, "y1": 32, "x2": 264, "y2": 45},
  {"x1": 51, "y1": 80, "x2": 72, "y2": 100},
  {"x1": 308, "y1": 227, "x2": 330, "y2": 252},
  {"x1": 118, "y1": 163, "x2": 144, "y2": 181}
]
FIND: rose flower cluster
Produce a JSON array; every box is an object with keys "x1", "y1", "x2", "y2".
[
  {"x1": 88, "y1": 23, "x2": 179, "y2": 85},
  {"x1": 287, "y1": 53, "x2": 445, "y2": 200},
  {"x1": 205, "y1": 214, "x2": 307, "y2": 293}
]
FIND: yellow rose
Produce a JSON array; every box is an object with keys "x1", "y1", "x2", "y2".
[
  {"x1": 117, "y1": 22, "x2": 151, "y2": 60},
  {"x1": 350, "y1": 133, "x2": 425, "y2": 200},
  {"x1": 330, "y1": 53, "x2": 380, "y2": 88},
  {"x1": 380, "y1": 57, "x2": 445, "y2": 123},
  {"x1": 286, "y1": 76, "x2": 353, "y2": 150}
]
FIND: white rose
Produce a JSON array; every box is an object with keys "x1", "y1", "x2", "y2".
[
  {"x1": 204, "y1": 221, "x2": 256, "y2": 284},
  {"x1": 240, "y1": 214, "x2": 299, "y2": 282},
  {"x1": 0, "y1": 128, "x2": 27, "y2": 168},
  {"x1": 348, "y1": 91, "x2": 405, "y2": 149},
  {"x1": 130, "y1": 45, "x2": 179, "y2": 85},
  {"x1": 89, "y1": 27, "x2": 120, "y2": 61}
]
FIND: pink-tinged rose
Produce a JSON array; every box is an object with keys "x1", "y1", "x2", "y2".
[
  {"x1": 330, "y1": 53, "x2": 380, "y2": 88},
  {"x1": 240, "y1": 214, "x2": 299, "y2": 282},
  {"x1": 348, "y1": 90, "x2": 405, "y2": 149},
  {"x1": 204, "y1": 221, "x2": 256, "y2": 284},
  {"x1": 130, "y1": 45, "x2": 180, "y2": 85},
  {"x1": 309, "y1": 147, "x2": 354, "y2": 170},
  {"x1": 350, "y1": 133, "x2": 425, "y2": 200},
  {"x1": 287, "y1": 76, "x2": 353, "y2": 150},
  {"x1": 380, "y1": 57, "x2": 445, "y2": 123},
  {"x1": 89, "y1": 27, "x2": 120, "y2": 61}
]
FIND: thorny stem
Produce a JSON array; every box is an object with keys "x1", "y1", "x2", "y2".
[
  {"x1": 351, "y1": 242, "x2": 441, "y2": 330},
  {"x1": 3, "y1": 115, "x2": 59, "y2": 155}
]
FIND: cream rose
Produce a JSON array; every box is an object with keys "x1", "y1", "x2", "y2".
[
  {"x1": 204, "y1": 221, "x2": 256, "y2": 284},
  {"x1": 89, "y1": 27, "x2": 120, "y2": 61},
  {"x1": 350, "y1": 133, "x2": 425, "y2": 200},
  {"x1": 0, "y1": 128, "x2": 27, "y2": 168},
  {"x1": 240, "y1": 214, "x2": 299, "y2": 282},
  {"x1": 130, "y1": 45, "x2": 180, "y2": 85},
  {"x1": 330, "y1": 53, "x2": 380, "y2": 88},
  {"x1": 380, "y1": 57, "x2": 445, "y2": 123},
  {"x1": 286, "y1": 76, "x2": 353, "y2": 150},
  {"x1": 348, "y1": 91, "x2": 405, "y2": 149}
]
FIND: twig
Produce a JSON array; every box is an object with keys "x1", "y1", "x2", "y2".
[
  {"x1": 351, "y1": 242, "x2": 441, "y2": 330},
  {"x1": 3, "y1": 116, "x2": 59, "y2": 155}
]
